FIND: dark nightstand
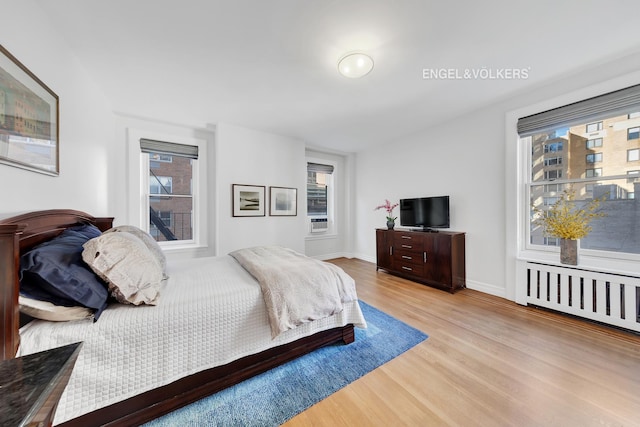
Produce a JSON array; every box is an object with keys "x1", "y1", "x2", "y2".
[{"x1": 0, "y1": 342, "x2": 82, "y2": 427}]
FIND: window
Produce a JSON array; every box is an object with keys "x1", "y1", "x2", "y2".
[
  {"x1": 586, "y1": 138, "x2": 602, "y2": 148},
  {"x1": 544, "y1": 142, "x2": 563, "y2": 153},
  {"x1": 149, "y1": 211, "x2": 171, "y2": 239},
  {"x1": 149, "y1": 176, "x2": 172, "y2": 195},
  {"x1": 518, "y1": 83, "x2": 640, "y2": 255},
  {"x1": 585, "y1": 168, "x2": 602, "y2": 177},
  {"x1": 307, "y1": 161, "x2": 335, "y2": 233},
  {"x1": 585, "y1": 153, "x2": 602, "y2": 163},
  {"x1": 544, "y1": 183, "x2": 562, "y2": 192},
  {"x1": 544, "y1": 237, "x2": 560, "y2": 246},
  {"x1": 586, "y1": 121, "x2": 603, "y2": 132},
  {"x1": 544, "y1": 157, "x2": 562, "y2": 166},
  {"x1": 307, "y1": 172, "x2": 328, "y2": 216},
  {"x1": 544, "y1": 169, "x2": 562, "y2": 180},
  {"x1": 150, "y1": 153, "x2": 172, "y2": 163},
  {"x1": 141, "y1": 139, "x2": 198, "y2": 243}
]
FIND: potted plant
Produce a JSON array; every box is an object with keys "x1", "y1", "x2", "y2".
[
  {"x1": 375, "y1": 199, "x2": 399, "y2": 230},
  {"x1": 532, "y1": 188, "x2": 606, "y2": 265}
]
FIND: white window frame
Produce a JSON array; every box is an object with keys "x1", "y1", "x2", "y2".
[
  {"x1": 306, "y1": 157, "x2": 337, "y2": 237},
  {"x1": 507, "y1": 79, "x2": 640, "y2": 304},
  {"x1": 127, "y1": 128, "x2": 208, "y2": 252}
]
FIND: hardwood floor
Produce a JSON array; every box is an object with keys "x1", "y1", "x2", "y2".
[{"x1": 284, "y1": 258, "x2": 640, "y2": 427}]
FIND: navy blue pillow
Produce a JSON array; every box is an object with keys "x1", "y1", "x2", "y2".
[{"x1": 19, "y1": 224, "x2": 109, "y2": 320}]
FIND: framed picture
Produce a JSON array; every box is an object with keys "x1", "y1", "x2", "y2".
[
  {"x1": 270, "y1": 186, "x2": 297, "y2": 216},
  {"x1": 233, "y1": 184, "x2": 266, "y2": 217},
  {"x1": 0, "y1": 45, "x2": 59, "y2": 176}
]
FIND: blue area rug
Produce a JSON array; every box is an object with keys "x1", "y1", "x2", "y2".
[{"x1": 144, "y1": 301, "x2": 428, "y2": 427}]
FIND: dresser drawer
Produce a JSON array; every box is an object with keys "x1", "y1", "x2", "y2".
[
  {"x1": 395, "y1": 249, "x2": 424, "y2": 266},
  {"x1": 394, "y1": 261, "x2": 425, "y2": 276},
  {"x1": 393, "y1": 232, "x2": 422, "y2": 246},
  {"x1": 393, "y1": 234, "x2": 423, "y2": 253}
]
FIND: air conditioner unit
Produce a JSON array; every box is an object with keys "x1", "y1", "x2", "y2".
[{"x1": 310, "y1": 218, "x2": 328, "y2": 233}]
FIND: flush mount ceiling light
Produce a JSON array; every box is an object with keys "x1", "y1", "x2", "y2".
[{"x1": 338, "y1": 52, "x2": 374, "y2": 78}]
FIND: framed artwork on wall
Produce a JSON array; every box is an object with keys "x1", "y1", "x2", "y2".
[
  {"x1": 269, "y1": 186, "x2": 297, "y2": 216},
  {"x1": 232, "y1": 184, "x2": 266, "y2": 217},
  {"x1": 0, "y1": 45, "x2": 59, "y2": 176}
]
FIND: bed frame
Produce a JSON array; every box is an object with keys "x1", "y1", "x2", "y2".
[{"x1": 0, "y1": 209, "x2": 355, "y2": 426}]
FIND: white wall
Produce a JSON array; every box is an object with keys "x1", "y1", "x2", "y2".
[
  {"x1": 354, "y1": 50, "x2": 640, "y2": 300},
  {"x1": 354, "y1": 104, "x2": 507, "y2": 296},
  {"x1": 0, "y1": 0, "x2": 113, "y2": 217},
  {"x1": 215, "y1": 122, "x2": 307, "y2": 255}
]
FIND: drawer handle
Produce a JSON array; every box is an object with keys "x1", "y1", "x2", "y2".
[
  {"x1": 424, "y1": 252, "x2": 427, "y2": 262},
  {"x1": 402, "y1": 255, "x2": 412, "y2": 260},
  {"x1": 401, "y1": 244, "x2": 412, "y2": 249},
  {"x1": 401, "y1": 266, "x2": 413, "y2": 271},
  {"x1": 401, "y1": 236, "x2": 412, "y2": 240}
]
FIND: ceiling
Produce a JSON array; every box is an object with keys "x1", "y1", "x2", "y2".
[{"x1": 35, "y1": 0, "x2": 640, "y2": 152}]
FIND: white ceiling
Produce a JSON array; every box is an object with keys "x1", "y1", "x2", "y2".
[{"x1": 35, "y1": 0, "x2": 640, "y2": 152}]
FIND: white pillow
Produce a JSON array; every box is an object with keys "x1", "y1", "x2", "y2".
[
  {"x1": 104, "y1": 225, "x2": 167, "y2": 274},
  {"x1": 19, "y1": 295, "x2": 93, "y2": 322},
  {"x1": 82, "y1": 232, "x2": 164, "y2": 305}
]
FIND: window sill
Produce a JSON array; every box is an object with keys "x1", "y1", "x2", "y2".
[{"x1": 518, "y1": 248, "x2": 640, "y2": 278}]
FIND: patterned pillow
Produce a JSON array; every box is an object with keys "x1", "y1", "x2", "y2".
[
  {"x1": 104, "y1": 225, "x2": 167, "y2": 277},
  {"x1": 82, "y1": 232, "x2": 164, "y2": 305}
]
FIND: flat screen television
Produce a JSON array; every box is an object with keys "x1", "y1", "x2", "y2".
[{"x1": 399, "y1": 196, "x2": 450, "y2": 230}]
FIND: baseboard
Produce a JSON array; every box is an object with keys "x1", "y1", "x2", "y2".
[
  {"x1": 310, "y1": 252, "x2": 352, "y2": 261},
  {"x1": 353, "y1": 253, "x2": 375, "y2": 264},
  {"x1": 465, "y1": 279, "x2": 507, "y2": 299}
]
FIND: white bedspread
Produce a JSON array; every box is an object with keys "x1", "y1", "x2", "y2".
[
  {"x1": 230, "y1": 246, "x2": 358, "y2": 337},
  {"x1": 17, "y1": 255, "x2": 367, "y2": 425}
]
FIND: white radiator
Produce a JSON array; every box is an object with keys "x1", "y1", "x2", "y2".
[{"x1": 525, "y1": 262, "x2": 640, "y2": 332}]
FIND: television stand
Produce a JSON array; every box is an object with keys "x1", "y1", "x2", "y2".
[
  {"x1": 375, "y1": 228, "x2": 465, "y2": 293},
  {"x1": 418, "y1": 227, "x2": 439, "y2": 233}
]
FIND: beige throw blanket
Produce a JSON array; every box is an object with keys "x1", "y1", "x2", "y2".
[{"x1": 229, "y1": 246, "x2": 358, "y2": 337}]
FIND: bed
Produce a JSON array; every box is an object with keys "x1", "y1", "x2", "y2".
[{"x1": 0, "y1": 209, "x2": 366, "y2": 426}]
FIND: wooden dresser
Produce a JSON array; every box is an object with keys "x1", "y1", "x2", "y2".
[{"x1": 376, "y1": 228, "x2": 466, "y2": 293}]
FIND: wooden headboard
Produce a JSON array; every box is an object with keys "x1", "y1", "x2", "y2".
[{"x1": 0, "y1": 209, "x2": 113, "y2": 360}]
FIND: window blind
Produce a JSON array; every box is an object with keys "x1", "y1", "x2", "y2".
[
  {"x1": 517, "y1": 83, "x2": 640, "y2": 136},
  {"x1": 140, "y1": 138, "x2": 199, "y2": 159},
  {"x1": 307, "y1": 162, "x2": 334, "y2": 174}
]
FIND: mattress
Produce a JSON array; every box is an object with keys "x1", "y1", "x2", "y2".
[{"x1": 18, "y1": 255, "x2": 367, "y2": 425}]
